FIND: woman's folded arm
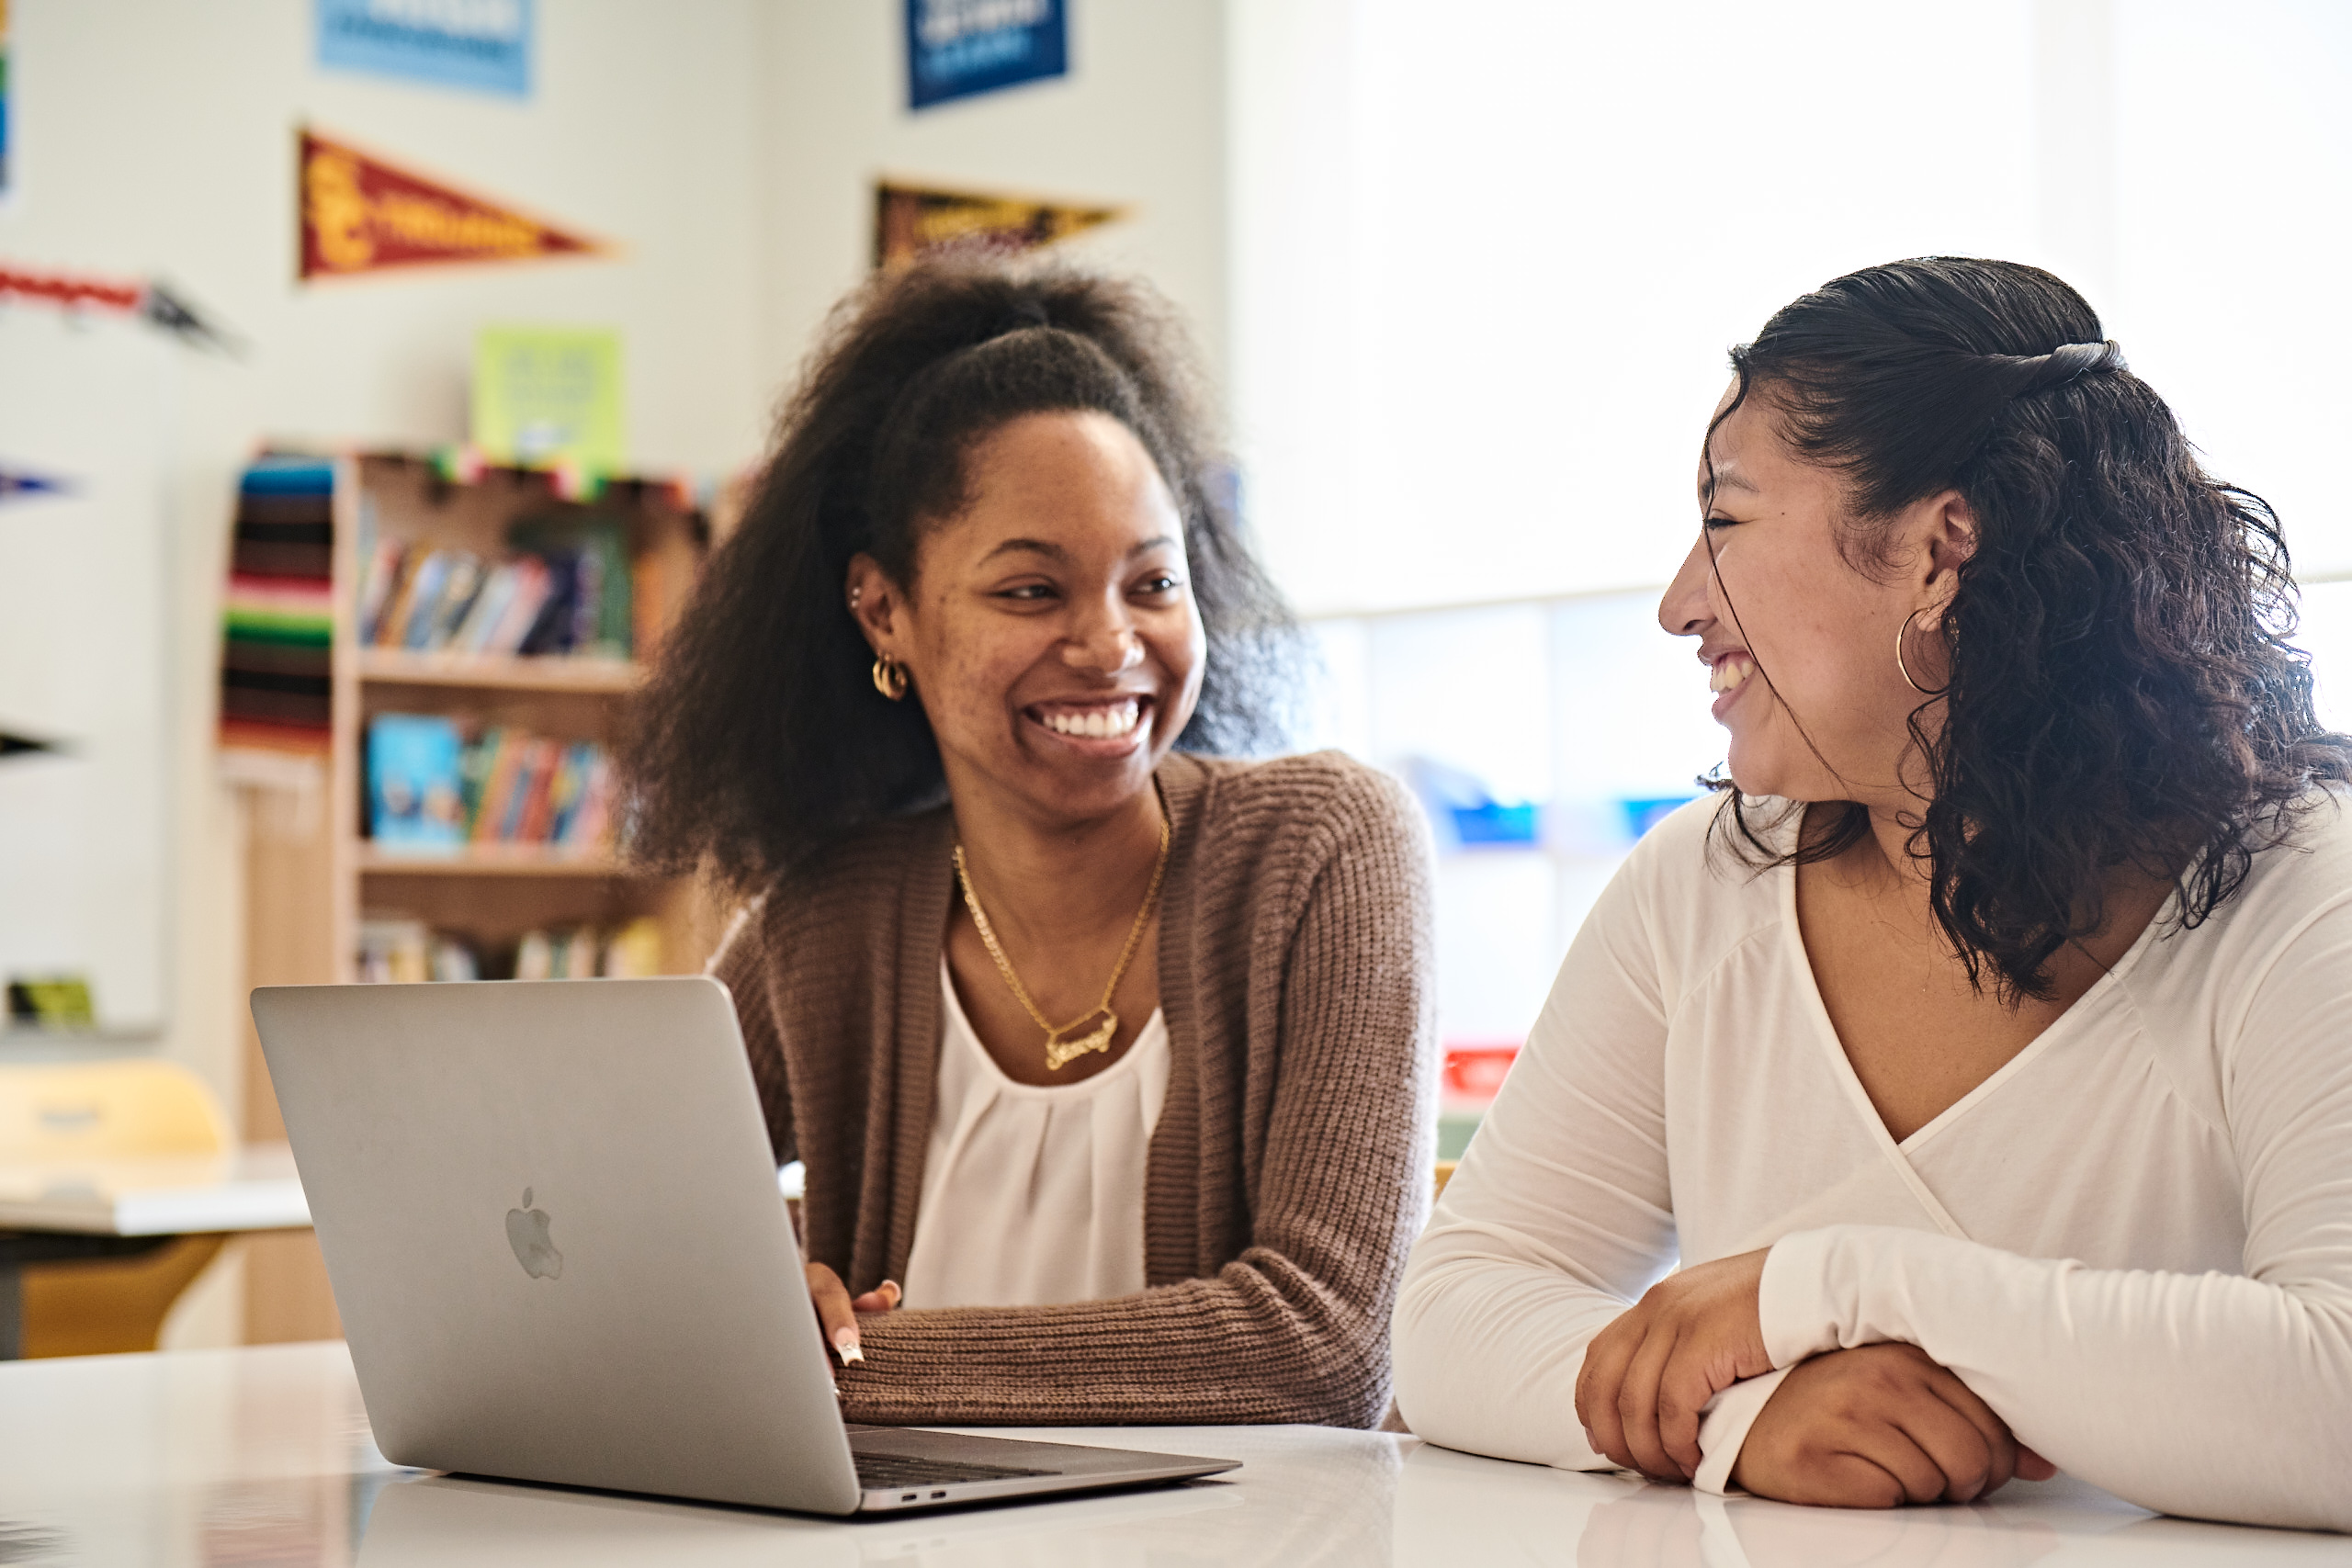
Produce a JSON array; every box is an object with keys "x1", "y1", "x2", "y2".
[{"x1": 1753, "y1": 898, "x2": 2352, "y2": 1532}]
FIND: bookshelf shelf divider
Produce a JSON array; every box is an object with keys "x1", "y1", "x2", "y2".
[
  {"x1": 356, "y1": 847, "x2": 636, "y2": 878},
  {"x1": 356, "y1": 649, "x2": 644, "y2": 694}
]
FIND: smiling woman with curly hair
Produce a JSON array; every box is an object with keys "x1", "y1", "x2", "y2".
[
  {"x1": 1395, "y1": 257, "x2": 2352, "y2": 1530},
  {"x1": 625, "y1": 257, "x2": 1434, "y2": 1429}
]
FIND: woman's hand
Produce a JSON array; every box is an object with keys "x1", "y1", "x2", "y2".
[
  {"x1": 1575, "y1": 1248, "x2": 1772, "y2": 1480},
  {"x1": 807, "y1": 1261, "x2": 900, "y2": 1364},
  {"x1": 1731, "y1": 1343, "x2": 2058, "y2": 1506}
]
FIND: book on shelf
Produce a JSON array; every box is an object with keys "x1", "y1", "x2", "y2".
[
  {"x1": 356, "y1": 513, "x2": 637, "y2": 661},
  {"x1": 365, "y1": 715, "x2": 468, "y2": 853},
  {"x1": 367, "y1": 716, "x2": 618, "y2": 855},
  {"x1": 358, "y1": 916, "x2": 664, "y2": 983},
  {"x1": 356, "y1": 918, "x2": 478, "y2": 983}
]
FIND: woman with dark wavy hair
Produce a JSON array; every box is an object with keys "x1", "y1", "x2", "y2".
[
  {"x1": 1395, "y1": 258, "x2": 2352, "y2": 1529},
  {"x1": 626, "y1": 258, "x2": 1434, "y2": 1428}
]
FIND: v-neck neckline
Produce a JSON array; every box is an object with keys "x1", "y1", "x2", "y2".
[
  {"x1": 1777, "y1": 819, "x2": 2178, "y2": 1167},
  {"x1": 936, "y1": 955, "x2": 1166, "y2": 1100}
]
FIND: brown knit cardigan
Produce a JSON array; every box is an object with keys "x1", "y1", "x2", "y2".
[{"x1": 709, "y1": 749, "x2": 1436, "y2": 1428}]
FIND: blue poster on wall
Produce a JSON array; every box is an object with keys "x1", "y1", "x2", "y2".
[
  {"x1": 316, "y1": 0, "x2": 533, "y2": 98},
  {"x1": 906, "y1": 0, "x2": 1067, "y2": 111}
]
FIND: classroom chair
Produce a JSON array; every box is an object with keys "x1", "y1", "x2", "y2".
[{"x1": 0, "y1": 1059, "x2": 234, "y2": 1357}]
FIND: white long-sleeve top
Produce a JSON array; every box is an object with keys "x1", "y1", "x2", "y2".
[{"x1": 1393, "y1": 792, "x2": 2352, "y2": 1533}]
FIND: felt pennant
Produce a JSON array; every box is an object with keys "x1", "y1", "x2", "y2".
[
  {"x1": 0, "y1": 260, "x2": 243, "y2": 353},
  {"x1": 0, "y1": 466, "x2": 68, "y2": 502},
  {"x1": 300, "y1": 128, "x2": 609, "y2": 281},
  {"x1": 874, "y1": 179, "x2": 1125, "y2": 272}
]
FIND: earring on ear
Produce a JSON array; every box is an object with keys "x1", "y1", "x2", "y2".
[
  {"x1": 1894, "y1": 608, "x2": 1950, "y2": 697},
  {"x1": 871, "y1": 656, "x2": 910, "y2": 701}
]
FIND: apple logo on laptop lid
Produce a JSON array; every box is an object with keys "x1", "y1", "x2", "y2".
[{"x1": 505, "y1": 1188, "x2": 563, "y2": 1280}]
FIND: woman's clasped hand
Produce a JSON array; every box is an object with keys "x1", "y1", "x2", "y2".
[
  {"x1": 1732, "y1": 1345, "x2": 2055, "y2": 1508},
  {"x1": 1571, "y1": 1252, "x2": 2054, "y2": 1506},
  {"x1": 1572, "y1": 1249, "x2": 1772, "y2": 1482}
]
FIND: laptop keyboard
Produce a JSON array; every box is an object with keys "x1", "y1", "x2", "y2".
[{"x1": 854, "y1": 1452, "x2": 1061, "y2": 1490}]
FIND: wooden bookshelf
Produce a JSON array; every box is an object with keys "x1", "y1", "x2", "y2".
[
  {"x1": 232, "y1": 453, "x2": 730, "y2": 1350},
  {"x1": 243, "y1": 453, "x2": 726, "y2": 1131}
]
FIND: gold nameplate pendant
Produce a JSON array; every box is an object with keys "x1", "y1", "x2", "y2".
[{"x1": 1044, "y1": 1010, "x2": 1119, "y2": 1072}]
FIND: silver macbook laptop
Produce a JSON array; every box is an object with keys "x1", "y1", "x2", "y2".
[{"x1": 252, "y1": 976, "x2": 1238, "y2": 1515}]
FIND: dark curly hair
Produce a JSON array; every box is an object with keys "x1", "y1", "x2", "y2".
[
  {"x1": 623, "y1": 257, "x2": 1300, "y2": 892},
  {"x1": 1706, "y1": 256, "x2": 2352, "y2": 1000}
]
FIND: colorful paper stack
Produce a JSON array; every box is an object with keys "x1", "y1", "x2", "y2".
[{"x1": 219, "y1": 457, "x2": 335, "y2": 756}]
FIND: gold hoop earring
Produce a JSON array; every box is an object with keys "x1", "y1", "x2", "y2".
[
  {"x1": 871, "y1": 656, "x2": 910, "y2": 702},
  {"x1": 1895, "y1": 608, "x2": 1949, "y2": 696}
]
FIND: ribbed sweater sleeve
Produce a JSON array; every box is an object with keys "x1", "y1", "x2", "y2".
[{"x1": 831, "y1": 758, "x2": 1437, "y2": 1428}]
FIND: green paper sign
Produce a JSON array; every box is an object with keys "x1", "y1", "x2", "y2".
[{"x1": 472, "y1": 326, "x2": 624, "y2": 474}]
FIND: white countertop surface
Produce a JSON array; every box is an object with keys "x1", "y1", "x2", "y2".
[
  {"x1": 0, "y1": 1341, "x2": 2339, "y2": 1565},
  {"x1": 0, "y1": 1142, "x2": 311, "y2": 1235}
]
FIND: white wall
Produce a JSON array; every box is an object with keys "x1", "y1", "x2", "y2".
[
  {"x1": 1234, "y1": 1, "x2": 2352, "y2": 1062},
  {"x1": 8, "y1": 0, "x2": 772, "y2": 470},
  {"x1": 1230, "y1": 0, "x2": 2352, "y2": 616},
  {"x1": 2109, "y1": 0, "x2": 2352, "y2": 581},
  {"x1": 1, "y1": 0, "x2": 772, "y2": 1138},
  {"x1": 756, "y1": 3, "x2": 1231, "y2": 416},
  {"x1": 0, "y1": 311, "x2": 176, "y2": 1035}
]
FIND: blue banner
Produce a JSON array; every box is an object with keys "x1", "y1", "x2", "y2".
[
  {"x1": 317, "y1": 0, "x2": 532, "y2": 98},
  {"x1": 906, "y1": 0, "x2": 1067, "y2": 111},
  {"x1": 1, "y1": 2, "x2": 14, "y2": 200}
]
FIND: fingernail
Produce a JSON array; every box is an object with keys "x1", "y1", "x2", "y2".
[{"x1": 832, "y1": 1327, "x2": 863, "y2": 1365}]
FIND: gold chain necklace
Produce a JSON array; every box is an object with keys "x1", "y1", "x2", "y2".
[{"x1": 952, "y1": 798, "x2": 1170, "y2": 1073}]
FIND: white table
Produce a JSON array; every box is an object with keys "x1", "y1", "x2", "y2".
[
  {"x1": 0, "y1": 1142, "x2": 311, "y2": 1357},
  {"x1": 0, "y1": 1141, "x2": 311, "y2": 1235},
  {"x1": 0, "y1": 1342, "x2": 2337, "y2": 1566}
]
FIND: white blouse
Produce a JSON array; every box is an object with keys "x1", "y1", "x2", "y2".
[
  {"x1": 1393, "y1": 792, "x2": 2352, "y2": 1533},
  {"x1": 900, "y1": 959, "x2": 1170, "y2": 1310}
]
